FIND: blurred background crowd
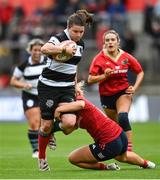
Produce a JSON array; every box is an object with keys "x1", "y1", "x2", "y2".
[{"x1": 0, "y1": 0, "x2": 160, "y2": 93}]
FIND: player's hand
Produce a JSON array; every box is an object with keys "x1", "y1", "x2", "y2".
[
  {"x1": 24, "y1": 83, "x2": 32, "y2": 90},
  {"x1": 54, "y1": 109, "x2": 61, "y2": 120},
  {"x1": 63, "y1": 45, "x2": 77, "y2": 56},
  {"x1": 125, "y1": 85, "x2": 135, "y2": 94},
  {"x1": 104, "y1": 68, "x2": 114, "y2": 77}
]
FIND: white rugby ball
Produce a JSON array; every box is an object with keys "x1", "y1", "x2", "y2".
[{"x1": 53, "y1": 40, "x2": 77, "y2": 62}]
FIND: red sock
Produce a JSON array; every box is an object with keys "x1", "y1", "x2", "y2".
[
  {"x1": 142, "y1": 160, "x2": 148, "y2": 168},
  {"x1": 99, "y1": 163, "x2": 106, "y2": 170},
  {"x1": 38, "y1": 133, "x2": 50, "y2": 159},
  {"x1": 127, "y1": 142, "x2": 133, "y2": 151}
]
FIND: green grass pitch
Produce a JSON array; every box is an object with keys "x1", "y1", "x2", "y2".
[{"x1": 0, "y1": 122, "x2": 160, "y2": 179}]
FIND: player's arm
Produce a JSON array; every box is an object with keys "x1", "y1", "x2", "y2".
[
  {"x1": 133, "y1": 71, "x2": 144, "y2": 90},
  {"x1": 54, "y1": 100, "x2": 85, "y2": 120},
  {"x1": 10, "y1": 76, "x2": 32, "y2": 90},
  {"x1": 41, "y1": 42, "x2": 76, "y2": 56},
  {"x1": 41, "y1": 42, "x2": 65, "y2": 55},
  {"x1": 126, "y1": 71, "x2": 144, "y2": 94},
  {"x1": 10, "y1": 65, "x2": 32, "y2": 90},
  {"x1": 126, "y1": 54, "x2": 144, "y2": 94},
  {"x1": 88, "y1": 68, "x2": 113, "y2": 84}
]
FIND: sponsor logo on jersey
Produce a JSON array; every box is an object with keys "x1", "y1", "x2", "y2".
[{"x1": 115, "y1": 66, "x2": 120, "y2": 69}]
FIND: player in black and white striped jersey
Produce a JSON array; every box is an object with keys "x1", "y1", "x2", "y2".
[
  {"x1": 39, "y1": 31, "x2": 84, "y2": 87},
  {"x1": 10, "y1": 39, "x2": 47, "y2": 158},
  {"x1": 38, "y1": 10, "x2": 94, "y2": 171}
]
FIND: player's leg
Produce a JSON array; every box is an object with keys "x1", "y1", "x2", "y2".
[
  {"x1": 68, "y1": 135, "x2": 126, "y2": 171},
  {"x1": 38, "y1": 81, "x2": 60, "y2": 171},
  {"x1": 51, "y1": 86, "x2": 77, "y2": 135},
  {"x1": 100, "y1": 95, "x2": 118, "y2": 123},
  {"x1": 52, "y1": 113, "x2": 77, "y2": 133},
  {"x1": 103, "y1": 108, "x2": 118, "y2": 122},
  {"x1": 38, "y1": 119, "x2": 52, "y2": 171},
  {"x1": 116, "y1": 94, "x2": 133, "y2": 151},
  {"x1": 53, "y1": 100, "x2": 77, "y2": 131},
  {"x1": 68, "y1": 145, "x2": 119, "y2": 170},
  {"x1": 60, "y1": 113, "x2": 77, "y2": 134},
  {"x1": 115, "y1": 151, "x2": 155, "y2": 168},
  {"x1": 114, "y1": 130, "x2": 155, "y2": 169},
  {"x1": 25, "y1": 107, "x2": 41, "y2": 158},
  {"x1": 48, "y1": 113, "x2": 77, "y2": 150},
  {"x1": 22, "y1": 92, "x2": 41, "y2": 158}
]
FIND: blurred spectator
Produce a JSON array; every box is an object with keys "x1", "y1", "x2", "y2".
[
  {"x1": 144, "y1": 0, "x2": 154, "y2": 35},
  {"x1": 13, "y1": 2, "x2": 25, "y2": 24},
  {"x1": 151, "y1": 0, "x2": 160, "y2": 72},
  {"x1": 97, "y1": 0, "x2": 109, "y2": 12},
  {"x1": 152, "y1": 0, "x2": 160, "y2": 42},
  {"x1": 107, "y1": 0, "x2": 127, "y2": 42},
  {"x1": 96, "y1": 22, "x2": 109, "y2": 50},
  {"x1": 0, "y1": 70, "x2": 10, "y2": 88},
  {"x1": 65, "y1": 0, "x2": 81, "y2": 15},
  {"x1": 82, "y1": 0, "x2": 97, "y2": 13},
  {"x1": 122, "y1": 29, "x2": 136, "y2": 54},
  {"x1": 0, "y1": 0, "x2": 15, "y2": 40}
]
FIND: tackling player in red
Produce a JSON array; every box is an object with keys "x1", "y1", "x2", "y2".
[{"x1": 53, "y1": 84, "x2": 155, "y2": 171}]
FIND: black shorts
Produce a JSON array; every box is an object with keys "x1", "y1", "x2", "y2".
[
  {"x1": 22, "y1": 91, "x2": 39, "y2": 112},
  {"x1": 38, "y1": 81, "x2": 76, "y2": 120},
  {"x1": 100, "y1": 89, "x2": 127, "y2": 110},
  {"x1": 89, "y1": 131, "x2": 128, "y2": 161}
]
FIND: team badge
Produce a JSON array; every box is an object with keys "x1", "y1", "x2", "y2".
[
  {"x1": 46, "y1": 99, "x2": 54, "y2": 108},
  {"x1": 122, "y1": 58, "x2": 128, "y2": 65},
  {"x1": 26, "y1": 99, "x2": 34, "y2": 107}
]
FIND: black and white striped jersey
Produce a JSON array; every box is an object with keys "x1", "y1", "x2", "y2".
[
  {"x1": 39, "y1": 29, "x2": 85, "y2": 87},
  {"x1": 12, "y1": 56, "x2": 47, "y2": 95}
]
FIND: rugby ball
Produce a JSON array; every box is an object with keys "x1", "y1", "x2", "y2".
[{"x1": 53, "y1": 40, "x2": 77, "y2": 62}]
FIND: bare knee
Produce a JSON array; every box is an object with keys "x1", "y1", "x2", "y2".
[
  {"x1": 115, "y1": 153, "x2": 128, "y2": 162},
  {"x1": 68, "y1": 152, "x2": 78, "y2": 165},
  {"x1": 61, "y1": 114, "x2": 76, "y2": 129},
  {"x1": 40, "y1": 120, "x2": 52, "y2": 134},
  {"x1": 28, "y1": 119, "x2": 40, "y2": 130}
]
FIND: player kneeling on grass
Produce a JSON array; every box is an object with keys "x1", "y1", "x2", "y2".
[{"x1": 53, "y1": 83, "x2": 156, "y2": 171}]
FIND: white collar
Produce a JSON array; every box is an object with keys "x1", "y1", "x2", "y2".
[
  {"x1": 64, "y1": 29, "x2": 71, "y2": 40},
  {"x1": 28, "y1": 56, "x2": 44, "y2": 64}
]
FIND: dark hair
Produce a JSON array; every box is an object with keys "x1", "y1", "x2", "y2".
[{"x1": 67, "y1": 9, "x2": 93, "y2": 28}]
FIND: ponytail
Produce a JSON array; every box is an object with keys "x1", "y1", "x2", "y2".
[{"x1": 67, "y1": 9, "x2": 94, "y2": 28}]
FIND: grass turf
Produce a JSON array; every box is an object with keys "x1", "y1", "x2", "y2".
[{"x1": 0, "y1": 122, "x2": 160, "y2": 179}]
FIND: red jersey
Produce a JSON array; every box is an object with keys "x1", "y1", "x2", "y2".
[
  {"x1": 89, "y1": 49, "x2": 143, "y2": 96},
  {"x1": 76, "y1": 96, "x2": 122, "y2": 146}
]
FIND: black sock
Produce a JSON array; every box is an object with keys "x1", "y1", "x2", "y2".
[
  {"x1": 52, "y1": 120, "x2": 63, "y2": 133},
  {"x1": 28, "y1": 129, "x2": 38, "y2": 152}
]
